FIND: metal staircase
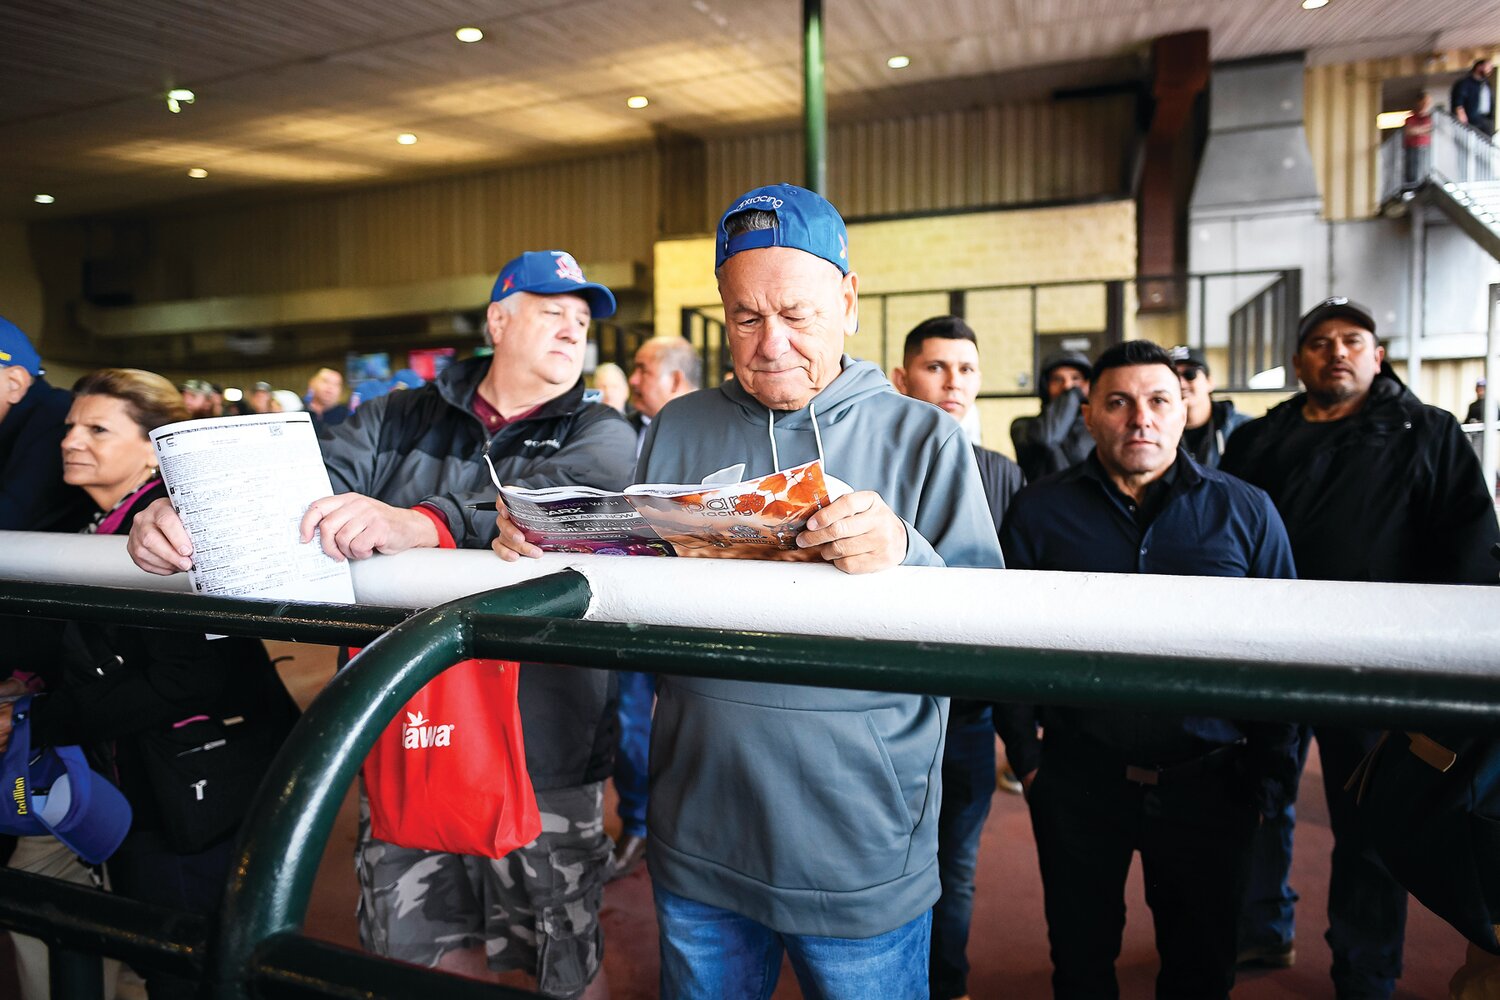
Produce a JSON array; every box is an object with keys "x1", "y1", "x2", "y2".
[{"x1": 1381, "y1": 110, "x2": 1500, "y2": 260}]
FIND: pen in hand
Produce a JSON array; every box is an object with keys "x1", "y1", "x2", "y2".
[{"x1": 466, "y1": 502, "x2": 499, "y2": 511}]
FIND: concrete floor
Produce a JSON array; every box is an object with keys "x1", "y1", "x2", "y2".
[{"x1": 4, "y1": 640, "x2": 1467, "y2": 998}]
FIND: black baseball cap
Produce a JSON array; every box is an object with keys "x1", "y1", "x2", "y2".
[
  {"x1": 1297, "y1": 297, "x2": 1377, "y2": 347},
  {"x1": 1168, "y1": 346, "x2": 1208, "y2": 373}
]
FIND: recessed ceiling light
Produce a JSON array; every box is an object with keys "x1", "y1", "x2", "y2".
[
  {"x1": 455, "y1": 26, "x2": 483, "y2": 42},
  {"x1": 397, "y1": 132, "x2": 418, "y2": 145},
  {"x1": 1301, "y1": 0, "x2": 1328, "y2": 9},
  {"x1": 33, "y1": 194, "x2": 54, "y2": 204},
  {"x1": 626, "y1": 95, "x2": 649, "y2": 109},
  {"x1": 187, "y1": 167, "x2": 208, "y2": 179},
  {"x1": 166, "y1": 88, "x2": 195, "y2": 113},
  {"x1": 887, "y1": 55, "x2": 911, "y2": 69}
]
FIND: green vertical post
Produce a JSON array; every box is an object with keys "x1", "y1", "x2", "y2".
[
  {"x1": 209, "y1": 572, "x2": 592, "y2": 999},
  {"x1": 803, "y1": 0, "x2": 827, "y2": 194}
]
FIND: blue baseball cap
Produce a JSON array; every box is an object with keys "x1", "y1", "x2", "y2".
[
  {"x1": 0, "y1": 316, "x2": 43, "y2": 376},
  {"x1": 490, "y1": 251, "x2": 616, "y2": 320},
  {"x1": 716, "y1": 183, "x2": 850, "y2": 275},
  {"x1": 0, "y1": 697, "x2": 132, "y2": 864}
]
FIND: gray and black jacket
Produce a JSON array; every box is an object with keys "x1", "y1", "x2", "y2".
[{"x1": 318, "y1": 355, "x2": 637, "y2": 788}]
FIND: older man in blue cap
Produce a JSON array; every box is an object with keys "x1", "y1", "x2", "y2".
[
  {"x1": 127, "y1": 251, "x2": 634, "y2": 1000},
  {"x1": 491, "y1": 189, "x2": 1002, "y2": 999},
  {"x1": 0, "y1": 317, "x2": 92, "y2": 532}
]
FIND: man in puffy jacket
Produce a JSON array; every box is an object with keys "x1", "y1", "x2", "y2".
[
  {"x1": 127, "y1": 250, "x2": 635, "y2": 1000},
  {"x1": 1223, "y1": 296, "x2": 1500, "y2": 999},
  {"x1": 1010, "y1": 349, "x2": 1093, "y2": 481}
]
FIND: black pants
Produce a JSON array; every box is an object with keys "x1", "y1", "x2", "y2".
[
  {"x1": 108, "y1": 828, "x2": 237, "y2": 1000},
  {"x1": 1028, "y1": 743, "x2": 1259, "y2": 1000}
]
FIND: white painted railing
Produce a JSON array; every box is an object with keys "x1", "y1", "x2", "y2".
[{"x1": 1, "y1": 531, "x2": 1497, "y2": 674}]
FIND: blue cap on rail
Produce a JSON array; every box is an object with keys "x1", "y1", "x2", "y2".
[
  {"x1": 0, "y1": 696, "x2": 132, "y2": 864},
  {"x1": 490, "y1": 251, "x2": 616, "y2": 320},
  {"x1": 715, "y1": 183, "x2": 850, "y2": 275}
]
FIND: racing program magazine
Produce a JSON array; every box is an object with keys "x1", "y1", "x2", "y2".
[{"x1": 499, "y1": 460, "x2": 834, "y2": 560}]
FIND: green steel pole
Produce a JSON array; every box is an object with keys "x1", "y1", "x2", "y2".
[
  {"x1": 209, "y1": 572, "x2": 592, "y2": 999},
  {"x1": 466, "y1": 616, "x2": 1500, "y2": 733},
  {"x1": 0, "y1": 581, "x2": 410, "y2": 647},
  {"x1": 803, "y1": 0, "x2": 827, "y2": 194}
]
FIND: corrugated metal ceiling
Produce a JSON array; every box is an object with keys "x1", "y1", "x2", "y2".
[{"x1": 1, "y1": 0, "x2": 1495, "y2": 219}]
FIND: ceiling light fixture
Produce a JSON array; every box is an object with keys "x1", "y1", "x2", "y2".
[
  {"x1": 626, "y1": 95, "x2": 649, "y2": 109},
  {"x1": 166, "y1": 88, "x2": 195, "y2": 113},
  {"x1": 33, "y1": 194, "x2": 54, "y2": 204},
  {"x1": 188, "y1": 167, "x2": 208, "y2": 178},
  {"x1": 887, "y1": 55, "x2": 911, "y2": 69},
  {"x1": 455, "y1": 26, "x2": 483, "y2": 42},
  {"x1": 397, "y1": 132, "x2": 418, "y2": 145},
  {"x1": 1300, "y1": 0, "x2": 1328, "y2": 9}
]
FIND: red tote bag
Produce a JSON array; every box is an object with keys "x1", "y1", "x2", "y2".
[{"x1": 362, "y1": 658, "x2": 542, "y2": 858}]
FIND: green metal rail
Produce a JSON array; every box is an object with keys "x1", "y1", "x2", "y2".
[{"x1": 3, "y1": 571, "x2": 1500, "y2": 999}]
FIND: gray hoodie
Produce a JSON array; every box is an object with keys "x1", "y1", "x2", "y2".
[{"x1": 637, "y1": 356, "x2": 1003, "y2": 937}]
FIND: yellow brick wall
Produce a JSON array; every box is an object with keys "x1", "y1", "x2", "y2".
[{"x1": 655, "y1": 200, "x2": 1138, "y2": 460}]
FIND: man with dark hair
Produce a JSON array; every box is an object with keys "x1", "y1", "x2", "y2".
[
  {"x1": 493, "y1": 185, "x2": 1003, "y2": 999},
  {"x1": 998, "y1": 338, "x2": 1297, "y2": 1000},
  {"x1": 892, "y1": 313, "x2": 1023, "y2": 1000},
  {"x1": 1010, "y1": 349, "x2": 1093, "y2": 482},
  {"x1": 128, "y1": 250, "x2": 635, "y2": 1000},
  {"x1": 1465, "y1": 378, "x2": 1487, "y2": 424},
  {"x1": 0, "y1": 317, "x2": 91, "y2": 533},
  {"x1": 305, "y1": 367, "x2": 350, "y2": 428},
  {"x1": 1452, "y1": 59, "x2": 1495, "y2": 136},
  {"x1": 1169, "y1": 346, "x2": 1250, "y2": 468},
  {"x1": 1222, "y1": 297, "x2": 1500, "y2": 999},
  {"x1": 607, "y1": 333, "x2": 704, "y2": 881}
]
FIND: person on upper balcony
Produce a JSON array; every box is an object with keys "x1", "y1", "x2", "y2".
[
  {"x1": 1452, "y1": 59, "x2": 1495, "y2": 136},
  {"x1": 1402, "y1": 94, "x2": 1435, "y2": 187}
]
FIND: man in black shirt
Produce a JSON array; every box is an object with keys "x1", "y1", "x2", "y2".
[
  {"x1": 1223, "y1": 296, "x2": 1500, "y2": 999},
  {"x1": 893, "y1": 315, "x2": 1024, "y2": 1000}
]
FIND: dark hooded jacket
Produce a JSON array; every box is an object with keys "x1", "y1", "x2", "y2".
[
  {"x1": 0, "y1": 375, "x2": 92, "y2": 532},
  {"x1": 1221, "y1": 368, "x2": 1499, "y2": 585}
]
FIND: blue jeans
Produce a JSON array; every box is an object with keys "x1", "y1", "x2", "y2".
[
  {"x1": 655, "y1": 883, "x2": 931, "y2": 1000},
  {"x1": 930, "y1": 713, "x2": 996, "y2": 1000},
  {"x1": 1240, "y1": 725, "x2": 1310, "y2": 951},
  {"x1": 614, "y1": 670, "x2": 654, "y2": 837},
  {"x1": 1241, "y1": 725, "x2": 1407, "y2": 999}
]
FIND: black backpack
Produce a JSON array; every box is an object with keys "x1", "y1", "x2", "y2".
[{"x1": 1352, "y1": 730, "x2": 1500, "y2": 954}]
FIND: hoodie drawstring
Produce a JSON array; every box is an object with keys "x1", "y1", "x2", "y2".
[{"x1": 765, "y1": 402, "x2": 826, "y2": 473}]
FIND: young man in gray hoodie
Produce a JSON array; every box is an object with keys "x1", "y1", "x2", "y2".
[{"x1": 493, "y1": 184, "x2": 1003, "y2": 999}]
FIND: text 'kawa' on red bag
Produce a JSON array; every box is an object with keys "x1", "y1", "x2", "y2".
[{"x1": 362, "y1": 657, "x2": 541, "y2": 858}]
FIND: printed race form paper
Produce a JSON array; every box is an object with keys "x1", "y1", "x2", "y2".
[{"x1": 149, "y1": 413, "x2": 356, "y2": 603}]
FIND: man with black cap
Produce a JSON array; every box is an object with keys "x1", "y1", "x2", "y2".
[
  {"x1": 127, "y1": 250, "x2": 635, "y2": 999},
  {"x1": 1169, "y1": 346, "x2": 1250, "y2": 469},
  {"x1": 1010, "y1": 349, "x2": 1093, "y2": 482},
  {"x1": 1222, "y1": 296, "x2": 1500, "y2": 999},
  {"x1": 0, "y1": 317, "x2": 92, "y2": 532}
]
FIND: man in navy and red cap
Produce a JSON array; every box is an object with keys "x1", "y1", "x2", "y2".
[
  {"x1": 126, "y1": 251, "x2": 634, "y2": 999},
  {"x1": 1223, "y1": 296, "x2": 1500, "y2": 999},
  {"x1": 0, "y1": 316, "x2": 91, "y2": 532}
]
